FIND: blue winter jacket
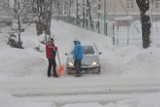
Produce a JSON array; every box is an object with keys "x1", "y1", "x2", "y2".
[{"x1": 73, "y1": 41, "x2": 83, "y2": 60}]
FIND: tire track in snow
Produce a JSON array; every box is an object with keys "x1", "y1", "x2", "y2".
[{"x1": 0, "y1": 77, "x2": 160, "y2": 97}]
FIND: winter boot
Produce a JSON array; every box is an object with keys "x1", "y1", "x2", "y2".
[{"x1": 75, "y1": 73, "x2": 81, "y2": 77}]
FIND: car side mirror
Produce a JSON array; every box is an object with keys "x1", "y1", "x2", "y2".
[
  {"x1": 99, "y1": 52, "x2": 102, "y2": 55},
  {"x1": 65, "y1": 53, "x2": 68, "y2": 56}
]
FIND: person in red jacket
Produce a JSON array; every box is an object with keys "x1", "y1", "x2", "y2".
[{"x1": 46, "y1": 38, "x2": 58, "y2": 77}]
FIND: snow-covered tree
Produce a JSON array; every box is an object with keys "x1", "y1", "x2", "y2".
[
  {"x1": 136, "y1": 0, "x2": 152, "y2": 49},
  {"x1": 76, "y1": 0, "x2": 80, "y2": 26},
  {"x1": 32, "y1": 0, "x2": 52, "y2": 36},
  {"x1": 0, "y1": 0, "x2": 13, "y2": 26},
  {"x1": 86, "y1": 0, "x2": 92, "y2": 30},
  {"x1": 13, "y1": 0, "x2": 24, "y2": 48}
]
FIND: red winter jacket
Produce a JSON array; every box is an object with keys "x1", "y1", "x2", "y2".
[{"x1": 46, "y1": 42, "x2": 58, "y2": 59}]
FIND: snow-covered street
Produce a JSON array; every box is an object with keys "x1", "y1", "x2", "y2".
[
  {"x1": 0, "y1": 75, "x2": 160, "y2": 106},
  {"x1": 0, "y1": 20, "x2": 160, "y2": 107}
]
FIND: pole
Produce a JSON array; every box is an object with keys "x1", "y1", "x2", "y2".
[
  {"x1": 97, "y1": 0, "x2": 101, "y2": 33},
  {"x1": 127, "y1": 26, "x2": 129, "y2": 45},
  {"x1": 104, "y1": 0, "x2": 107, "y2": 35},
  {"x1": 49, "y1": 0, "x2": 52, "y2": 38},
  {"x1": 113, "y1": 23, "x2": 115, "y2": 45},
  {"x1": 82, "y1": 0, "x2": 85, "y2": 28},
  {"x1": 17, "y1": 0, "x2": 22, "y2": 47},
  {"x1": 60, "y1": 1, "x2": 63, "y2": 20},
  {"x1": 76, "y1": 0, "x2": 79, "y2": 26}
]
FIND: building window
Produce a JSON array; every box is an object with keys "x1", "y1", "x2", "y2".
[
  {"x1": 156, "y1": 0, "x2": 160, "y2": 8},
  {"x1": 126, "y1": 0, "x2": 134, "y2": 8}
]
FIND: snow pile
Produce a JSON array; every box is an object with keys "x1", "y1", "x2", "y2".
[
  {"x1": 0, "y1": 34, "x2": 46, "y2": 77},
  {"x1": 0, "y1": 48, "x2": 47, "y2": 77},
  {"x1": 0, "y1": 91, "x2": 52, "y2": 107},
  {"x1": 0, "y1": 91, "x2": 160, "y2": 107},
  {"x1": 127, "y1": 48, "x2": 160, "y2": 73},
  {"x1": 104, "y1": 93, "x2": 160, "y2": 107}
]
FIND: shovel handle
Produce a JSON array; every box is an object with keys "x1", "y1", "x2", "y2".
[{"x1": 57, "y1": 51, "x2": 61, "y2": 66}]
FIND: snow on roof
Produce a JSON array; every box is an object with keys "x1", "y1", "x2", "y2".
[
  {"x1": 115, "y1": 16, "x2": 133, "y2": 21},
  {"x1": 81, "y1": 41, "x2": 96, "y2": 46}
]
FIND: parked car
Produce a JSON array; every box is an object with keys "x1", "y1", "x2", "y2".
[{"x1": 65, "y1": 41, "x2": 102, "y2": 74}]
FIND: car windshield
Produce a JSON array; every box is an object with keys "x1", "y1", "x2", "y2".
[
  {"x1": 83, "y1": 46, "x2": 95, "y2": 54},
  {"x1": 70, "y1": 45, "x2": 95, "y2": 55}
]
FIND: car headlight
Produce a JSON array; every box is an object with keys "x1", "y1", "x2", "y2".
[
  {"x1": 91, "y1": 60, "x2": 98, "y2": 66},
  {"x1": 67, "y1": 62, "x2": 74, "y2": 67}
]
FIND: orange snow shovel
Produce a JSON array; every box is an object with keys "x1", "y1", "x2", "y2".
[{"x1": 57, "y1": 51, "x2": 64, "y2": 76}]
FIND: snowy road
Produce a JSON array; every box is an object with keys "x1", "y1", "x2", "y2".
[{"x1": 0, "y1": 76, "x2": 159, "y2": 105}]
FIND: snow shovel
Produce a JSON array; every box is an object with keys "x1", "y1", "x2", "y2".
[{"x1": 56, "y1": 51, "x2": 64, "y2": 76}]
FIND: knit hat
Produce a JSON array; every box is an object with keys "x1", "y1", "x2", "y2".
[
  {"x1": 73, "y1": 38, "x2": 79, "y2": 42},
  {"x1": 50, "y1": 38, "x2": 54, "y2": 42}
]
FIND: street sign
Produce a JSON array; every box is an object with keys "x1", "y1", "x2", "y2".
[
  {"x1": 116, "y1": 20, "x2": 131, "y2": 26},
  {"x1": 115, "y1": 16, "x2": 133, "y2": 27}
]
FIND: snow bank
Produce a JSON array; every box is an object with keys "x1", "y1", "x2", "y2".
[
  {"x1": 105, "y1": 93, "x2": 160, "y2": 107},
  {"x1": 0, "y1": 91, "x2": 52, "y2": 107},
  {"x1": 62, "y1": 93, "x2": 160, "y2": 107},
  {"x1": 0, "y1": 91, "x2": 160, "y2": 107},
  {"x1": 127, "y1": 47, "x2": 160, "y2": 74},
  {"x1": 0, "y1": 47, "x2": 47, "y2": 77}
]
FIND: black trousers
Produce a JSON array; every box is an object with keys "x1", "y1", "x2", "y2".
[
  {"x1": 74, "y1": 60, "x2": 81, "y2": 74},
  {"x1": 48, "y1": 58, "x2": 57, "y2": 76}
]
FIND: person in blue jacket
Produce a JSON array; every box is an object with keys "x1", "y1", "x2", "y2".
[{"x1": 73, "y1": 39, "x2": 83, "y2": 77}]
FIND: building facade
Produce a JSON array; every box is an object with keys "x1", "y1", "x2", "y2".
[
  {"x1": 103, "y1": 0, "x2": 160, "y2": 21},
  {"x1": 59, "y1": 0, "x2": 160, "y2": 21}
]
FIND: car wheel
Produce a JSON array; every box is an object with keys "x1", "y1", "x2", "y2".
[
  {"x1": 97, "y1": 66, "x2": 101, "y2": 74},
  {"x1": 66, "y1": 67, "x2": 74, "y2": 74},
  {"x1": 66, "y1": 68, "x2": 70, "y2": 74}
]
